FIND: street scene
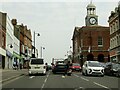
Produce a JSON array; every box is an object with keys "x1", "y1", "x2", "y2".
[{"x1": 0, "y1": 0, "x2": 120, "y2": 90}]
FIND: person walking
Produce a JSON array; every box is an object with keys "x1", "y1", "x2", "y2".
[{"x1": 19, "y1": 62, "x2": 22, "y2": 70}]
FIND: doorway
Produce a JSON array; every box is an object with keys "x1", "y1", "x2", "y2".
[{"x1": 87, "y1": 54, "x2": 94, "y2": 61}]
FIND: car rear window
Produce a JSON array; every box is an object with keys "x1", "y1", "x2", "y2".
[
  {"x1": 73, "y1": 63, "x2": 80, "y2": 66},
  {"x1": 57, "y1": 65, "x2": 67, "y2": 68},
  {"x1": 31, "y1": 59, "x2": 44, "y2": 64}
]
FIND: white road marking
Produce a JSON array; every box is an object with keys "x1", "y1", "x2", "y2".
[
  {"x1": 41, "y1": 71, "x2": 50, "y2": 89},
  {"x1": 44, "y1": 78, "x2": 47, "y2": 83},
  {"x1": 73, "y1": 74, "x2": 79, "y2": 77},
  {"x1": 29, "y1": 76, "x2": 35, "y2": 79},
  {"x1": 41, "y1": 83, "x2": 45, "y2": 89},
  {"x1": 80, "y1": 77, "x2": 89, "y2": 81},
  {"x1": 93, "y1": 82, "x2": 109, "y2": 89}
]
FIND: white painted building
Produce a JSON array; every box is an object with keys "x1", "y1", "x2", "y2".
[
  {"x1": 13, "y1": 36, "x2": 20, "y2": 67},
  {"x1": 5, "y1": 15, "x2": 14, "y2": 69}
]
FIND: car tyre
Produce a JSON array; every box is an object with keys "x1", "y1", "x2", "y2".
[
  {"x1": 85, "y1": 70, "x2": 88, "y2": 76},
  {"x1": 82, "y1": 71, "x2": 85, "y2": 75}
]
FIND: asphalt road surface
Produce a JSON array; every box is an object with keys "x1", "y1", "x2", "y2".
[{"x1": 2, "y1": 70, "x2": 120, "y2": 90}]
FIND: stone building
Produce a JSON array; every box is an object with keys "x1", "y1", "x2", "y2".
[
  {"x1": 72, "y1": 2, "x2": 110, "y2": 66},
  {"x1": 108, "y1": 3, "x2": 120, "y2": 63}
]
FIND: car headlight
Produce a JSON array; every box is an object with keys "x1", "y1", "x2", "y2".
[{"x1": 113, "y1": 69, "x2": 117, "y2": 71}]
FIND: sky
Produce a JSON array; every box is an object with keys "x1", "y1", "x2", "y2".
[{"x1": 0, "y1": 0, "x2": 119, "y2": 64}]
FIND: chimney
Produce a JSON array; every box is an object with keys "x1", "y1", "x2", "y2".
[{"x1": 11, "y1": 19, "x2": 17, "y2": 26}]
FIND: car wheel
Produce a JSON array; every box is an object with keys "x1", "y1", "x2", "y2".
[
  {"x1": 29, "y1": 73, "x2": 31, "y2": 76},
  {"x1": 82, "y1": 71, "x2": 84, "y2": 75},
  {"x1": 53, "y1": 72, "x2": 56, "y2": 74},
  {"x1": 85, "y1": 70, "x2": 88, "y2": 76},
  {"x1": 67, "y1": 73, "x2": 71, "y2": 76},
  {"x1": 101, "y1": 75, "x2": 104, "y2": 77}
]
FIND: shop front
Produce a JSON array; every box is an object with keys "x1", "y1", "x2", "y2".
[
  {"x1": 0, "y1": 47, "x2": 6, "y2": 69},
  {"x1": 13, "y1": 52, "x2": 21, "y2": 68},
  {"x1": 6, "y1": 50, "x2": 13, "y2": 69}
]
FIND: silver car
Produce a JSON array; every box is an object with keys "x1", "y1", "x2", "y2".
[{"x1": 82, "y1": 61, "x2": 104, "y2": 76}]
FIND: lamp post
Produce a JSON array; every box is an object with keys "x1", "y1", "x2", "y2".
[
  {"x1": 41, "y1": 46, "x2": 45, "y2": 58},
  {"x1": 7, "y1": 44, "x2": 13, "y2": 48},
  {"x1": 33, "y1": 31, "x2": 40, "y2": 58}
]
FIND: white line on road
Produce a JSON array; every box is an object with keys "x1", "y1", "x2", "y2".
[
  {"x1": 44, "y1": 78, "x2": 47, "y2": 83},
  {"x1": 73, "y1": 74, "x2": 79, "y2": 77},
  {"x1": 41, "y1": 83, "x2": 45, "y2": 90},
  {"x1": 80, "y1": 77, "x2": 89, "y2": 82},
  {"x1": 29, "y1": 76, "x2": 35, "y2": 79},
  {"x1": 41, "y1": 71, "x2": 50, "y2": 89},
  {"x1": 93, "y1": 82, "x2": 109, "y2": 89}
]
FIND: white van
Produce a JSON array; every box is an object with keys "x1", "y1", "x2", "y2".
[{"x1": 28, "y1": 58, "x2": 46, "y2": 75}]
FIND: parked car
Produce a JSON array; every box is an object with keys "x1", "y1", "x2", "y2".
[
  {"x1": 71, "y1": 63, "x2": 81, "y2": 72},
  {"x1": 115, "y1": 64, "x2": 120, "y2": 77},
  {"x1": 52, "y1": 63, "x2": 72, "y2": 76},
  {"x1": 82, "y1": 61, "x2": 104, "y2": 76},
  {"x1": 99, "y1": 62, "x2": 106, "y2": 68},
  {"x1": 104, "y1": 62, "x2": 119, "y2": 76},
  {"x1": 28, "y1": 58, "x2": 46, "y2": 75}
]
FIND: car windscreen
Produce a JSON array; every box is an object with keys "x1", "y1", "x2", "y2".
[
  {"x1": 88, "y1": 62, "x2": 101, "y2": 67},
  {"x1": 31, "y1": 59, "x2": 44, "y2": 64}
]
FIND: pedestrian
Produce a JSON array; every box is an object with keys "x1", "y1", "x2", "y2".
[
  {"x1": 63, "y1": 61, "x2": 71, "y2": 76},
  {"x1": 13, "y1": 61, "x2": 16, "y2": 70},
  {"x1": 16, "y1": 61, "x2": 18, "y2": 70},
  {"x1": 19, "y1": 62, "x2": 22, "y2": 70}
]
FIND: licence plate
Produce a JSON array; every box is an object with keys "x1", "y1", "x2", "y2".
[{"x1": 35, "y1": 67, "x2": 40, "y2": 69}]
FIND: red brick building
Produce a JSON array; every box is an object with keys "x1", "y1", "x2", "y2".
[
  {"x1": 72, "y1": 26, "x2": 110, "y2": 66},
  {"x1": 72, "y1": 2, "x2": 110, "y2": 66}
]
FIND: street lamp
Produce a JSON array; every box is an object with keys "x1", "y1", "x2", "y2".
[
  {"x1": 7, "y1": 44, "x2": 13, "y2": 48},
  {"x1": 33, "y1": 31, "x2": 40, "y2": 58},
  {"x1": 41, "y1": 46, "x2": 45, "y2": 58}
]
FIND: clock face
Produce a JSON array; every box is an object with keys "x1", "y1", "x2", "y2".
[{"x1": 89, "y1": 17, "x2": 97, "y2": 25}]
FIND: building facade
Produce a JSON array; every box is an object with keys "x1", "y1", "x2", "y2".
[
  {"x1": 5, "y1": 14, "x2": 14, "y2": 69},
  {"x1": 108, "y1": 4, "x2": 120, "y2": 63},
  {"x1": 11, "y1": 19, "x2": 21, "y2": 67},
  {"x1": 0, "y1": 12, "x2": 6, "y2": 69},
  {"x1": 11, "y1": 19, "x2": 32, "y2": 68},
  {"x1": 72, "y1": 2, "x2": 110, "y2": 66}
]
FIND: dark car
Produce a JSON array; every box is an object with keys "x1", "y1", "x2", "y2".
[
  {"x1": 52, "y1": 64, "x2": 72, "y2": 76},
  {"x1": 104, "y1": 62, "x2": 119, "y2": 76},
  {"x1": 71, "y1": 63, "x2": 81, "y2": 72}
]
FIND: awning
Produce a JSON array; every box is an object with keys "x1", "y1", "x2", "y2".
[
  {"x1": 6, "y1": 50, "x2": 13, "y2": 58},
  {"x1": 13, "y1": 52, "x2": 21, "y2": 59}
]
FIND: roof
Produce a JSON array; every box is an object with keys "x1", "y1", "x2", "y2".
[{"x1": 87, "y1": 2, "x2": 96, "y2": 9}]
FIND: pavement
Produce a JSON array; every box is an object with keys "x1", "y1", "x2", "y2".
[{"x1": 0, "y1": 69, "x2": 28, "y2": 83}]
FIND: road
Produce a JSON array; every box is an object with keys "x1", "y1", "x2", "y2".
[{"x1": 2, "y1": 70, "x2": 120, "y2": 90}]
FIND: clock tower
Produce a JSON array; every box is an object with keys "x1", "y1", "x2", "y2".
[{"x1": 85, "y1": 1, "x2": 98, "y2": 26}]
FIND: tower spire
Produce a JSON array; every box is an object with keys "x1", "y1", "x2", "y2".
[{"x1": 90, "y1": 0, "x2": 92, "y2": 4}]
